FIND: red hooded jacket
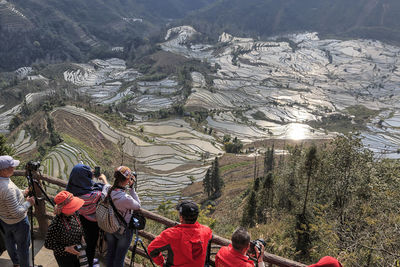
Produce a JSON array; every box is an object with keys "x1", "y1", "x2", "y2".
[
  {"x1": 309, "y1": 256, "x2": 342, "y2": 267},
  {"x1": 215, "y1": 244, "x2": 254, "y2": 267},
  {"x1": 148, "y1": 222, "x2": 213, "y2": 267}
]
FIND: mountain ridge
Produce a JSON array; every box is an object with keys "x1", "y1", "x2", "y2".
[
  {"x1": 0, "y1": 0, "x2": 216, "y2": 71},
  {"x1": 185, "y1": 0, "x2": 400, "y2": 44}
]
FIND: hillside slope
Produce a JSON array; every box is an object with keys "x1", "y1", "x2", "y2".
[
  {"x1": 0, "y1": 0, "x2": 216, "y2": 71},
  {"x1": 186, "y1": 0, "x2": 400, "y2": 43}
]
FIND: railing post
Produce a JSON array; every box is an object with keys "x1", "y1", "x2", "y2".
[{"x1": 33, "y1": 173, "x2": 48, "y2": 237}]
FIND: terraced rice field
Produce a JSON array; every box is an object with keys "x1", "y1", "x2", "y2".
[
  {"x1": 12, "y1": 130, "x2": 37, "y2": 154},
  {"x1": 166, "y1": 27, "x2": 400, "y2": 156},
  {"x1": 42, "y1": 142, "x2": 96, "y2": 180},
  {"x1": 51, "y1": 106, "x2": 223, "y2": 208}
]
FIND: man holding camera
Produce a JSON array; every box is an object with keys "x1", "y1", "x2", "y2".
[
  {"x1": 148, "y1": 200, "x2": 213, "y2": 267},
  {"x1": 0, "y1": 155, "x2": 35, "y2": 267},
  {"x1": 215, "y1": 227, "x2": 265, "y2": 267}
]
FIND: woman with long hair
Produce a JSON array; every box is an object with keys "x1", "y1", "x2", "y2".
[{"x1": 103, "y1": 166, "x2": 141, "y2": 267}]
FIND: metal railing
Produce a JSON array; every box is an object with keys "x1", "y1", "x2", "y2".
[{"x1": 12, "y1": 170, "x2": 306, "y2": 267}]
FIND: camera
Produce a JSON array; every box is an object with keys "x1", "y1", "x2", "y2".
[
  {"x1": 25, "y1": 161, "x2": 40, "y2": 172},
  {"x1": 248, "y1": 239, "x2": 266, "y2": 255},
  {"x1": 74, "y1": 244, "x2": 89, "y2": 267},
  {"x1": 131, "y1": 217, "x2": 140, "y2": 229}
]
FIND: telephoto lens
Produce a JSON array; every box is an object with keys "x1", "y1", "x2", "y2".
[{"x1": 74, "y1": 244, "x2": 89, "y2": 267}]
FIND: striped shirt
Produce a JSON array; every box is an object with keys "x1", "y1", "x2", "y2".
[
  {"x1": 77, "y1": 191, "x2": 101, "y2": 222},
  {"x1": 0, "y1": 177, "x2": 32, "y2": 224}
]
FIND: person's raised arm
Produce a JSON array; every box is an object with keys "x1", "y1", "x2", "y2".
[
  {"x1": 255, "y1": 244, "x2": 265, "y2": 267},
  {"x1": 98, "y1": 174, "x2": 108, "y2": 184}
]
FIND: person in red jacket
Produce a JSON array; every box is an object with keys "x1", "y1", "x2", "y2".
[
  {"x1": 308, "y1": 256, "x2": 342, "y2": 267},
  {"x1": 147, "y1": 200, "x2": 213, "y2": 267},
  {"x1": 215, "y1": 227, "x2": 265, "y2": 267}
]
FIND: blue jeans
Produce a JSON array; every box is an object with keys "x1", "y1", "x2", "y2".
[
  {"x1": 106, "y1": 228, "x2": 134, "y2": 267},
  {"x1": 0, "y1": 216, "x2": 31, "y2": 267}
]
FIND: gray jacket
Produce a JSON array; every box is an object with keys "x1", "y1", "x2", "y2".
[{"x1": 102, "y1": 184, "x2": 141, "y2": 224}]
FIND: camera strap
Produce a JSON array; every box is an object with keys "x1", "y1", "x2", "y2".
[{"x1": 108, "y1": 193, "x2": 128, "y2": 228}]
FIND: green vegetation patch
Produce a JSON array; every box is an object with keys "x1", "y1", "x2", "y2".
[
  {"x1": 307, "y1": 105, "x2": 380, "y2": 134},
  {"x1": 345, "y1": 105, "x2": 380, "y2": 123},
  {"x1": 307, "y1": 114, "x2": 354, "y2": 133},
  {"x1": 251, "y1": 111, "x2": 267, "y2": 120},
  {"x1": 220, "y1": 161, "x2": 252, "y2": 173}
]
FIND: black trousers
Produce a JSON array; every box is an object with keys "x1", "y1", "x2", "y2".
[
  {"x1": 55, "y1": 254, "x2": 80, "y2": 267},
  {"x1": 79, "y1": 215, "x2": 99, "y2": 267}
]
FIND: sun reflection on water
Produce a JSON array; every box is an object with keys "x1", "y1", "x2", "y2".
[{"x1": 287, "y1": 123, "x2": 309, "y2": 140}]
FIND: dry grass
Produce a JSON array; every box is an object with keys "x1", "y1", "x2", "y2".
[{"x1": 182, "y1": 138, "x2": 332, "y2": 237}]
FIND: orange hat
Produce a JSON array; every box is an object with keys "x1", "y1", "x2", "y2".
[
  {"x1": 54, "y1": 191, "x2": 84, "y2": 215},
  {"x1": 309, "y1": 256, "x2": 342, "y2": 267}
]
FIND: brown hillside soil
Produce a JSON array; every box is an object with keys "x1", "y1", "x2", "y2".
[
  {"x1": 52, "y1": 109, "x2": 114, "y2": 151},
  {"x1": 50, "y1": 109, "x2": 133, "y2": 169},
  {"x1": 182, "y1": 138, "x2": 331, "y2": 237},
  {"x1": 136, "y1": 50, "x2": 190, "y2": 75}
]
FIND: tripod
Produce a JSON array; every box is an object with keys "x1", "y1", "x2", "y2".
[
  {"x1": 129, "y1": 229, "x2": 155, "y2": 267},
  {"x1": 26, "y1": 168, "x2": 54, "y2": 267}
]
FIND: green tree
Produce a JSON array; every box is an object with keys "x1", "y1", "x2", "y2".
[
  {"x1": 9, "y1": 115, "x2": 23, "y2": 131},
  {"x1": 256, "y1": 172, "x2": 274, "y2": 224},
  {"x1": 242, "y1": 190, "x2": 256, "y2": 227},
  {"x1": 224, "y1": 137, "x2": 243, "y2": 153},
  {"x1": 302, "y1": 145, "x2": 317, "y2": 216},
  {"x1": 211, "y1": 157, "x2": 223, "y2": 198},
  {"x1": 263, "y1": 146, "x2": 274, "y2": 176},
  {"x1": 223, "y1": 134, "x2": 231, "y2": 143},
  {"x1": 0, "y1": 134, "x2": 14, "y2": 155},
  {"x1": 203, "y1": 168, "x2": 212, "y2": 197}
]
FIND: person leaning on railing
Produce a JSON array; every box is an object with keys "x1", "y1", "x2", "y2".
[
  {"x1": 0, "y1": 155, "x2": 35, "y2": 267},
  {"x1": 101, "y1": 166, "x2": 141, "y2": 267},
  {"x1": 44, "y1": 191, "x2": 85, "y2": 267},
  {"x1": 215, "y1": 227, "x2": 265, "y2": 267},
  {"x1": 147, "y1": 200, "x2": 213, "y2": 267},
  {"x1": 66, "y1": 163, "x2": 108, "y2": 267}
]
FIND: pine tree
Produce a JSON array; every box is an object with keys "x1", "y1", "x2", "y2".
[
  {"x1": 203, "y1": 168, "x2": 212, "y2": 197},
  {"x1": 295, "y1": 213, "x2": 311, "y2": 261},
  {"x1": 203, "y1": 157, "x2": 224, "y2": 199},
  {"x1": 263, "y1": 146, "x2": 274, "y2": 176},
  {"x1": 211, "y1": 157, "x2": 223, "y2": 198},
  {"x1": 253, "y1": 177, "x2": 260, "y2": 191},
  {"x1": 263, "y1": 172, "x2": 274, "y2": 207},
  {"x1": 302, "y1": 145, "x2": 317, "y2": 216},
  {"x1": 242, "y1": 190, "x2": 257, "y2": 227},
  {"x1": 256, "y1": 172, "x2": 274, "y2": 223}
]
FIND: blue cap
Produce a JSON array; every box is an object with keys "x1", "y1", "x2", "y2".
[{"x1": 0, "y1": 155, "x2": 20, "y2": 170}]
